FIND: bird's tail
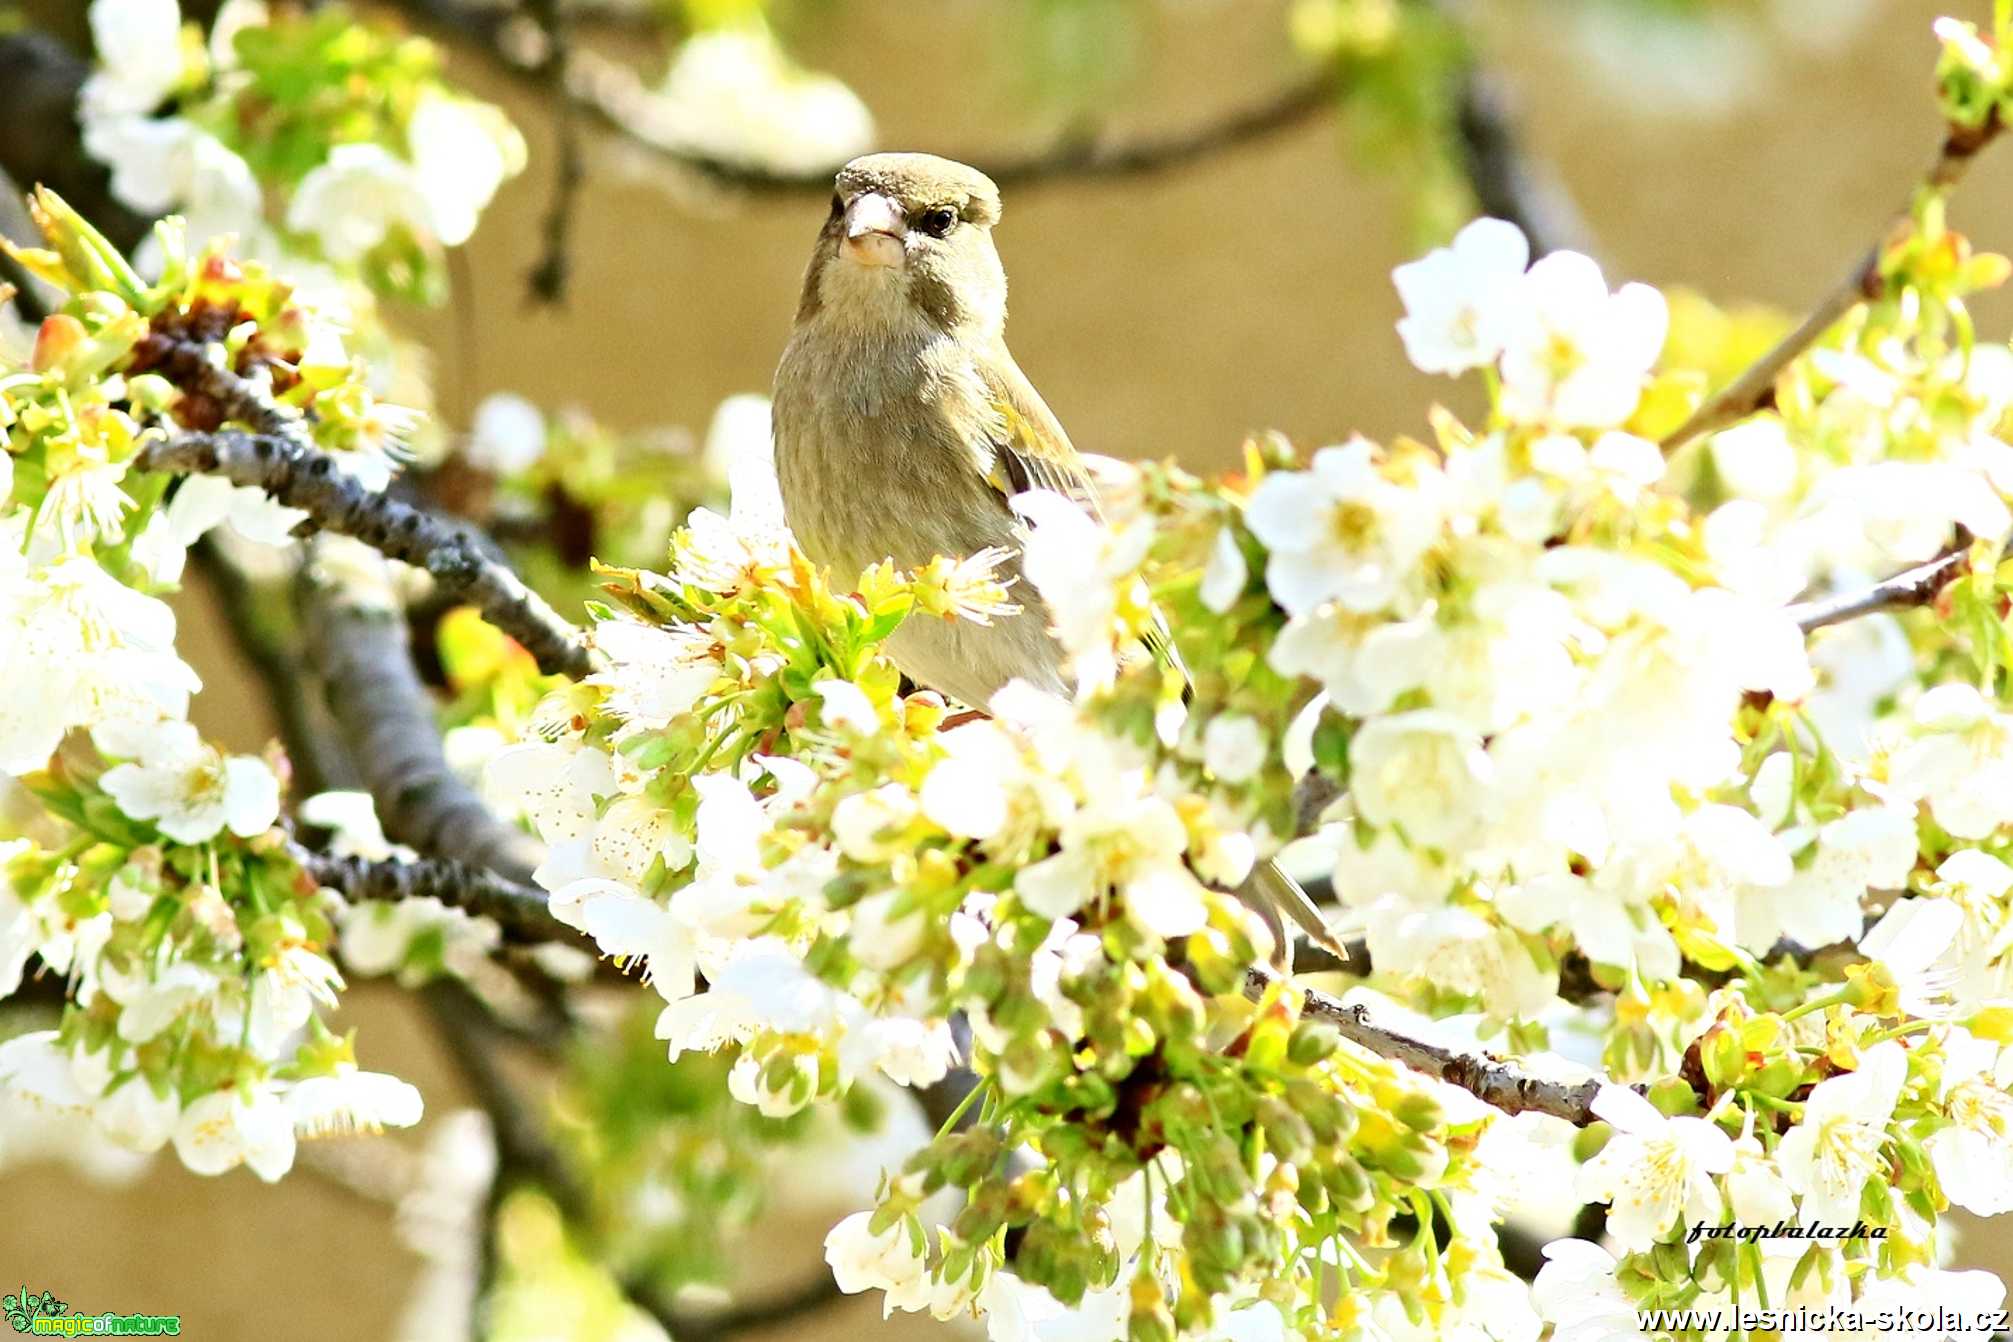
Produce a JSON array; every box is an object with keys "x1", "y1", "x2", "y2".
[{"x1": 1235, "y1": 858, "x2": 1347, "y2": 973}]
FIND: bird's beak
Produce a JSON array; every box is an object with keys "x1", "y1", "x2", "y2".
[{"x1": 842, "y1": 192, "x2": 906, "y2": 269}]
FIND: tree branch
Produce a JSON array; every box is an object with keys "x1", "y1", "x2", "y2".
[
  {"x1": 1787, "y1": 537, "x2": 1978, "y2": 633},
  {"x1": 387, "y1": 0, "x2": 1334, "y2": 192},
  {"x1": 1661, "y1": 117, "x2": 2003, "y2": 453},
  {"x1": 299, "y1": 543, "x2": 548, "y2": 884},
  {"x1": 1453, "y1": 68, "x2": 1596, "y2": 260},
  {"x1": 666, "y1": 1276, "x2": 847, "y2": 1342},
  {"x1": 0, "y1": 33, "x2": 151, "y2": 252},
  {"x1": 522, "y1": 0, "x2": 583, "y2": 305},
  {"x1": 294, "y1": 842, "x2": 572, "y2": 944},
  {"x1": 137, "y1": 425, "x2": 593, "y2": 679},
  {"x1": 1253, "y1": 969, "x2": 1610, "y2": 1124}
]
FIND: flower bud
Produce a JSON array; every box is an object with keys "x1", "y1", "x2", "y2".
[
  {"x1": 1323, "y1": 1155, "x2": 1375, "y2": 1212},
  {"x1": 1128, "y1": 1276, "x2": 1177, "y2": 1342},
  {"x1": 31, "y1": 313, "x2": 87, "y2": 373},
  {"x1": 1391, "y1": 1089, "x2": 1443, "y2": 1133},
  {"x1": 1288, "y1": 1019, "x2": 1341, "y2": 1066},
  {"x1": 1256, "y1": 1095, "x2": 1315, "y2": 1164}
]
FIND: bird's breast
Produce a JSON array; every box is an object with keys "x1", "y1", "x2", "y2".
[{"x1": 773, "y1": 327, "x2": 1010, "y2": 576}]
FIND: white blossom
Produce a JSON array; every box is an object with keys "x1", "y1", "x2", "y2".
[
  {"x1": 82, "y1": 117, "x2": 263, "y2": 251},
  {"x1": 464, "y1": 393, "x2": 546, "y2": 475},
  {"x1": 0, "y1": 556, "x2": 200, "y2": 774},
  {"x1": 1574, "y1": 1084, "x2": 1733, "y2": 1250},
  {"x1": 1774, "y1": 1039, "x2": 1907, "y2": 1228},
  {"x1": 1012, "y1": 488, "x2": 1154, "y2": 692},
  {"x1": 628, "y1": 27, "x2": 873, "y2": 175},
  {"x1": 172, "y1": 1082, "x2": 297, "y2": 1181},
  {"x1": 1347, "y1": 709, "x2": 1493, "y2": 850},
  {"x1": 94, "y1": 1075, "x2": 180, "y2": 1153},
  {"x1": 1858, "y1": 898, "x2": 1962, "y2": 1019},
  {"x1": 1532, "y1": 1239, "x2": 1654, "y2": 1342},
  {"x1": 1498, "y1": 252, "x2": 1667, "y2": 429},
  {"x1": 824, "y1": 1210, "x2": 922, "y2": 1297},
  {"x1": 406, "y1": 94, "x2": 524, "y2": 248},
  {"x1": 1391, "y1": 217, "x2": 1529, "y2": 375},
  {"x1": 1199, "y1": 525, "x2": 1247, "y2": 613},
  {"x1": 1709, "y1": 415, "x2": 1801, "y2": 503},
  {"x1": 1244, "y1": 440, "x2": 1443, "y2": 616},
  {"x1": 1202, "y1": 713, "x2": 1267, "y2": 784},
  {"x1": 1015, "y1": 792, "x2": 1205, "y2": 937},
  {"x1": 1926, "y1": 1030, "x2": 2013, "y2": 1215},
  {"x1": 113, "y1": 961, "x2": 220, "y2": 1043},
  {"x1": 166, "y1": 473, "x2": 309, "y2": 548},
  {"x1": 97, "y1": 718, "x2": 280, "y2": 844},
  {"x1": 1737, "y1": 803, "x2": 1916, "y2": 954},
  {"x1": 80, "y1": 0, "x2": 188, "y2": 121},
  {"x1": 0, "y1": 1031, "x2": 96, "y2": 1116},
  {"x1": 287, "y1": 1066, "x2": 424, "y2": 1137},
  {"x1": 1887, "y1": 684, "x2": 2013, "y2": 840},
  {"x1": 247, "y1": 939, "x2": 344, "y2": 1055},
  {"x1": 287, "y1": 143, "x2": 432, "y2": 262}
]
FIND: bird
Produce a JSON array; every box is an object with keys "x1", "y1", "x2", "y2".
[{"x1": 771, "y1": 151, "x2": 1338, "y2": 970}]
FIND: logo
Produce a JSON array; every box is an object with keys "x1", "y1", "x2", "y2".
[{"x1": 4, "y1": 1286, "x2": 179, "y2": 1336}]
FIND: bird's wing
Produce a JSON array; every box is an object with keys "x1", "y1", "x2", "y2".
[
  {"x1": 972, "y1": 346, "x2": 1103, "y2": 518},
  {"x1": 973, "y1": 346, "x2": 1188, "y2": 682}
]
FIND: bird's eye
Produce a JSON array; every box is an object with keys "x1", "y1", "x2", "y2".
[
  {"x1": 828, "y1": 192, "x2": 844, "y2": 218},
  {"x1": 917, "y1": 206, "x2": 958, "y2": 238}
]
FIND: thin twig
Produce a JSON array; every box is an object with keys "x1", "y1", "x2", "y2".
[
  {"x1": 666, "y1": 1276, "x2": 848, "y2": 1342},
  {"x1": 137, "y1": 425, "x2": 593, "y2": 678},
  {"x1": 1662, "y1": 117, "x2": 2003, "y2": 453},
  {"x1": 1254, "y1": 969, "x2": 1611, "y2": 1123},
  {"x1": 1788, "y1": 537, "x2": 1978, "y2": 633},
  {"x1": 422, "y1": 979, "x2": 592, "y2": 1219},
  {"x1": 524, "y1": 0, "x2": 584, "y2": 305},
  {"x1": 388, "y1": 0, "x2": 1333, "y2": 193}
]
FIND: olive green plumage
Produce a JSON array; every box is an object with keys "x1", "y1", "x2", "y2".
[{"x1": 772, "y1": 152, "x2": 1339, "y2": 969}]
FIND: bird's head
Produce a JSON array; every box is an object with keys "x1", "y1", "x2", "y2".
[{"x1": 800, "y1": 152, "x2": 1008, "y2": 336}]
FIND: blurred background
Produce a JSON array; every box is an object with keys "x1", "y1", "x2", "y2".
[{"x1": 2, "y1": 0, "x2": 2008, "y2": 1336}]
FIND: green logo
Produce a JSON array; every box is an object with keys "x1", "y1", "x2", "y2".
[
  {"x1": 3, "y1": 1287, "x2": 179, "y2": 1336},
  {"x1": 2, "y1": 1291, "x2": 64, "y2": 1335}
]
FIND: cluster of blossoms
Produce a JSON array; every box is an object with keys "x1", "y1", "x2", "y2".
[
  {"x1": 476, "y1": 433, "x2": 1507, "y2": 1336},
  {"x1": 0, "y1": 199, "x2": 433, "y2": 1177},
  {"x1": 78, "y1": 0, "x2": 524, "y2": 304}
]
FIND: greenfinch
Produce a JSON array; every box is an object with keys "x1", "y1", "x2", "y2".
[{"x1": 772, "y1": 152, "x2": 1336, "y2": 968}]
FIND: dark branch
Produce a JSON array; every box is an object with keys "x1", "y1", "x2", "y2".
[
  {"x1": 300, "y1": 546, "x2": 548, "y2": 884},
  {"x1": 666, "y1": 1276, "x2": 848, "y2": 1342},
  {"x1": 1662, "y1": 118, "x2": 2003, "y2": 453},
  {"x1": 523, "y1": 0, "x2": 584, "y2": 305},
  {"x1": 423, "y1": 979, "x2": 591, "y2": 1218},
  {"x1": 294, "y1": 842, "x2": 573, "y2": 944},
  {"x1": 388, "y1": 0, "x2": 1333, "y2": 193},
  {"x1": 1453, "y1": 69, "x2": 1596, "y2": 260},
  {"x1": 137, "y1": 425, "x2": 593, "y2": 679},
  {"x1": 0, "y1": 32, "x2": 150, "y2": 252}
]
